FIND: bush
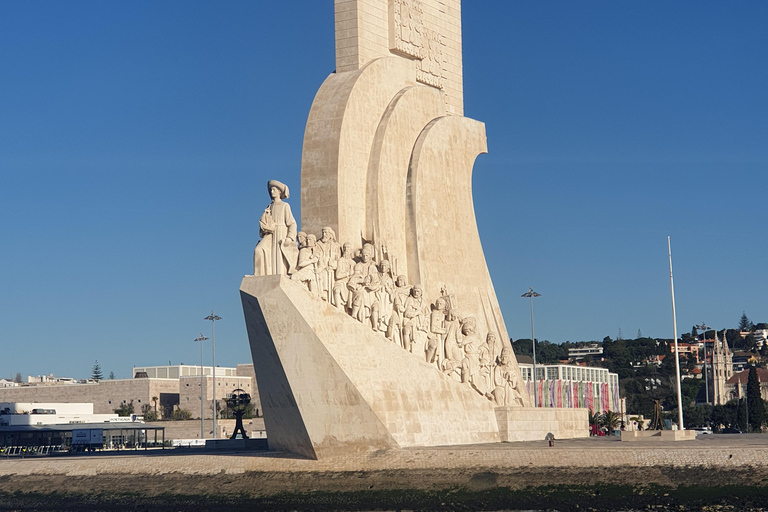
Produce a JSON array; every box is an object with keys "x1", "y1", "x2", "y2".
[{"x1": 171, "y1": 408, "x2": 193, "y2": 421}]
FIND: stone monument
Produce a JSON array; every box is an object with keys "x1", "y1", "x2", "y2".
[{"x1": 241, "y1": 0, "x2": 587, "y2": 460}]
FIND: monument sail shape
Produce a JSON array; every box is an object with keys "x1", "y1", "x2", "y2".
[{"x1": 241, "y1": 0, "x2": 587, "y2": 460}]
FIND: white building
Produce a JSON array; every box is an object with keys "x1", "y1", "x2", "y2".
[
  {"x1": 0, "y1": 402, "x2": 123, "y2": 426},
  {"x1": 517, "y1": 361, "x2": 620, "y2": 413},
  {"x1": 132, "y1": 364, "x2": 239, "y2": 379},
  {"x1": 568, "y1": 343, "x2": 604, "y2": 360}
]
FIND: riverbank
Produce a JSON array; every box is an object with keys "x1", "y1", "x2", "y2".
[{"x1": 3, "y1": 435, "x2": 768, "y2": 511}]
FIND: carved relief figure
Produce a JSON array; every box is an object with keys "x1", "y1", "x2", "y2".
[
  {"x1": 478, "y1": 332, "x2": 498, "y2": 396},
  {"x1": 348, "y1": 243, "x2": 380, "y2": 324},
  {"x1": 372, "y1": 259, "x2": 395, "y2": 332},
  {"x1": 315, "y1": 227, "x2": 340, "y2": 303},
  {"x1": 402, "y1": 284, "x2": 428, "y2": 353},
  {"x1": 492, "y1": 347, "x2": 525, "y2": 407},
  {"x1": 291, "y1": 233, "x2": 319, "y2": 294},
  {"x1": 387, "y1": 275, "x2": 411, "y2": 347},
  {"x1": 460, "y1": 317, "x2": 481, "y2": 388},
  {"x1": 332, "y1": 242, "x2": 356, "y2": 310},
  {"x1": 253, "y1": 180, "x2": 298, "y2": 276},
  {"x1": 442, "y1": 308, "x2": 463, "y2": 377},
  {"x1": 426, "y1": 297, "x2": 447, "y2": 365}
]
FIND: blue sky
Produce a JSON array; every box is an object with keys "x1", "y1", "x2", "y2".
[{"x1": 2, "y1": 2, "x2": 767, "y2": 380}]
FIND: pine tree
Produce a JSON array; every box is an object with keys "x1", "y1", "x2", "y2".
[
  {"x1": 740, "y1": 311, "x2": 754, "y2": 332},
  {"x1": 747, "y1": 365, "x2": 764, "y2": 431},
  {"x1": 91, "y1": 360, "x2": 103, "y2": 381},
  {"x1": 637, "y1": 329, "x2": 642, "y2": 339},
  {"x1": 109, "y1": 371, "x2": 115, "y2": 380}
]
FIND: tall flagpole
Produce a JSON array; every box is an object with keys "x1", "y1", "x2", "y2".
[{"x1": 668, "y1": 236, "x2": 685, "y2": 431}]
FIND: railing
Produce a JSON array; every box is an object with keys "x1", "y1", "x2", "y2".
[{"x1": 1, "y1": 445, "x2": 67, "y2": 457}]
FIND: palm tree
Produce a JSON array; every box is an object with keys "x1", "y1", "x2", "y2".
[
  {"x1": 151, "y1": 396, "x2": 159, "y2": 416},
  {"x1": 600, "y1": 410, "x2": 621, "y2": 434}
]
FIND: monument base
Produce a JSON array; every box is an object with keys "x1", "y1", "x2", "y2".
[
  {"x1": 620, "y1": 429, "x2": 697, "y2": 442},
  {"x1": 495, "y1": 407, "x2": 589, "y2": 442}
]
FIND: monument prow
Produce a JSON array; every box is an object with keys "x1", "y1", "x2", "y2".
[{"x1": 241, "y1": 0, "x2": 588, "y2": 458}]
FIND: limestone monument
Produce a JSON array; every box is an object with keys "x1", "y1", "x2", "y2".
[{"x1": 241, "y1": 0, "x2": 587, "y2": 460}]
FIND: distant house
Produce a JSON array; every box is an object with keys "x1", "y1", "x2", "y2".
[
  {"x1": 0, "y1": 379, "x2": 18, "y2": 388},
  {"x1": 670, "y1": 343, "x2": 700, "y2": 363},
  {"x1": 568, "y1": 343, "x2": 603, "y2": 360}
]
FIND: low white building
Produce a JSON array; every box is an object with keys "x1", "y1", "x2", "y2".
[
  {"x1": 517, "y1": 361, "x2": 620, "y2": 413},
  {"x1": 568, "y1": 343, "x2": 604, "y2": 360},
  {"x1": 0, "y1": 402, "x2": 124, "y2": 426}
]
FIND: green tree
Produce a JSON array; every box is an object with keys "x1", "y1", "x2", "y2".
[
  {"x1": 600, "y1": 410, "x2": 621, "y2": 433},
  {"x1": 13, "y1": 373, "x2": 22, "y2": 384},
  {"x1": 739, "y1": 311, "x2": 754, "y2": 332},
  {"x1": 114, "y1": 400, "x2": 134, "y2": 417},
  {"x1": 141, "y1": 403, "x2": 159, "y2": 422},
  {"x1": 109, "y1": 371, "x2": 115, "y2": 380},
  {"x1": 171, "y1": 408, "x2": 193, "y2": 421},
  {"x1": 684, "y1": 404, "x2": 712, "y2": 428},
  {"x1": 737, "y1": 398, "x2": 749, "y2": 431},
  {"x1": 91, "y1": 360, "x2": 103, "y2": 381},
  {"x1": 747, "y1": 365, "x2": 764, "y2": 431},
  {"x1": 512, "y1": 338, "x2": 532, "y2": 358}
]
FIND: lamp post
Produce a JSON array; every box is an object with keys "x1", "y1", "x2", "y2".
[
  {"x1": 522, "y1": 287, "x2": 541, "y2": 407},
  {"x1": 205, "y1": 311, "x2": 222, "y2": 438},
  {"x1": 194, "y1": 334, "x2": 208, "y2": 439},
  {"x1": 696, "y1": 323, "x2": 711, "y2": 405}
]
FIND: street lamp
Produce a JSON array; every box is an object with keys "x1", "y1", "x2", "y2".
[
  {"x1": 194, "y1": 334, "x2": 209, "y2": 439},
  {"x1": 522, "y1": 287, "x2": 541, "y2": 407},
  {"x1": 696, "y1": 323, "x2": 711, "y2": 405},
  {"x1": 205, "y1": 311, "x2": 222, "y2": 438}
]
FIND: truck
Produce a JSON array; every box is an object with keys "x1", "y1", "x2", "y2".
[{"x1": 71, "y1": 429, "x2": 103, "y2": 452}]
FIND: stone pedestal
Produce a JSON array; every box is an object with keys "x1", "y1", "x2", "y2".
[
  {"x1": 495, "y1": 407, "x2": 589, "y2": 442},
  {"x1": 241, "y1": 275, "x2": 504, "y2": 459}
]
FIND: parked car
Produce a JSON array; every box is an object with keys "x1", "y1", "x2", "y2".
[{"x1": 721, "y1": 427, "x2": 743, "y2": 434}]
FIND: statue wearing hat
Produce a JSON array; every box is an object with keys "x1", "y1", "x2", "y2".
[{"x1": 253, "y1": 180, "x2": 298, "y2": 276}]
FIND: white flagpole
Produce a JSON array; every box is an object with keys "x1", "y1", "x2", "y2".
[{"x1": 668, "y1": 236, "x2": 685, "y2": 431}]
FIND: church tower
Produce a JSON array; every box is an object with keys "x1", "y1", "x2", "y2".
[{"x1": 712, "y1": 330, "x2": 734, "y2": 405}]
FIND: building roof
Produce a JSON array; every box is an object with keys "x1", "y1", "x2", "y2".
[
  {"x1": 0, "y1": 422, "x2": 163, "y2": 433},
  {"x1": 516, "y1": 355, "x2": 534, "y2": 364},
  {"x1": 726, "y1": 367, "x2": 768, "y2": 385}
]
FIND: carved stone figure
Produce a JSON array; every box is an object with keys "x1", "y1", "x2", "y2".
[
  {"x1": 402, "y1": 284, "x2": 428, "y2": 353},
  {"x1": 442, "y1": 308, "x2": 463, "y2": 377},
  {"x1": 348, "y1": 243, "x2": 380, "y2": 323},
  {"x1": 315, "y1": 227, "x2": 340, "y2": 302},
  {"x1": 387, "y1": 275, "x2": 411, "y2": 347},
  {"x1": 291, "y1": 233, "x2": 319, "y2": 294},
  {"x1": 478, "y1": 332, "x2": 498, "y2": 396},
  {"x1": 332, "y1": 242, "x2": 355, "y2": 310},
  {"x1": 492, "y1": 347, "x2": 525, "y2": 407},
  {"x1": 459, "y1": 317, "x2": 481, "y2": 388},
  {"x1": 426, "y1": 297, "x2": 447, "y2": 365},
  {"x1": 372, "y1": 259, "x2": 395, "y2": 332},
  {"x1": 253, "y1": 180, "x2": 298, "y2": 276}
]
